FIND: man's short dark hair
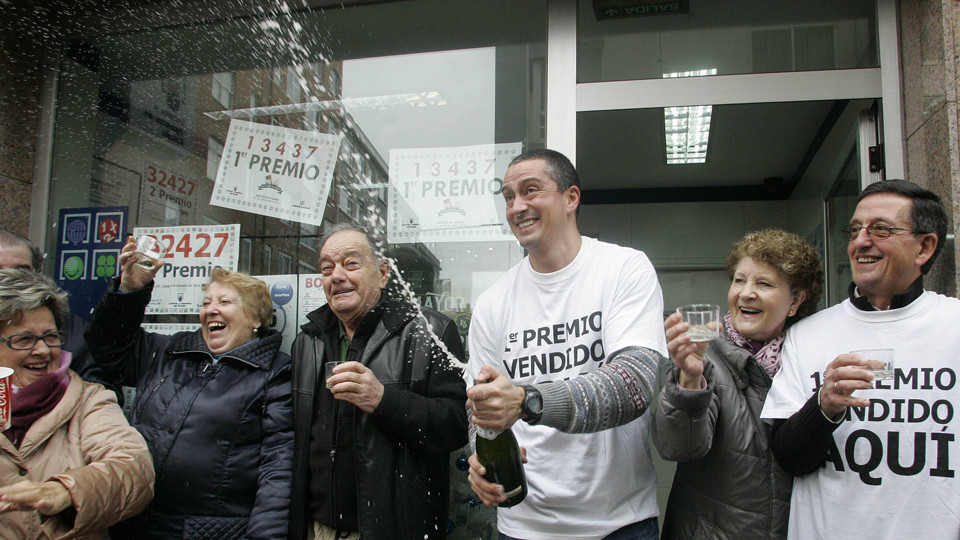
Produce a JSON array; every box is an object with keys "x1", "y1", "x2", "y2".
[
  {"x1": 858, "y1": 179, "x2": 948, "y2": 274},
  {"x1": 509, "y1": 149, "x2": 580, "y2": 193},
  {"x1": 0, "y1": 229, "x2": 42, "y2": 271},
  {"x1": 317, "y1": 223, "x2": 389, "y2": 264}
]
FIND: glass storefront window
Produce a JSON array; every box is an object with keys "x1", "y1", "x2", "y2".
[
  {"x1": 47, "y1": 4, "x2": 547, "y2": 537},
  {"x1": 578, "y1": 0, "x2": 878, "y2": 83},
  {"x1": 48, "y1": 0, "x2": 545, "y2": 333}
]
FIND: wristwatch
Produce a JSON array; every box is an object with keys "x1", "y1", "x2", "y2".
[{"x1": 520, "y1": 385, "x2": 543, "y2": 424}]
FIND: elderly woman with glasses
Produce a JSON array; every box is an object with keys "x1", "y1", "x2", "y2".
[
  {"x1": 652, "y1": 229, "x2": 823, "y2": 539},
  {"x1": 0, "y1": 268, "x2": 154, "y2": 538},
  {"x1": 84, "y1": 236, "x2": 293, "y2": 540}
]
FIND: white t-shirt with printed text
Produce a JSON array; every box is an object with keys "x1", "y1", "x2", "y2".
[
  {"x1": 468, "y1": 236, "x2": 667, "y2": 540},
  {"x1": 762, "y1": 291, "x2": 960, "y2": 540}
]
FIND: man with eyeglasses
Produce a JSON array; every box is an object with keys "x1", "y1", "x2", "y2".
[
  {"x1": 761, "y1": 179, "x2": 960, "y2": 539},
  {"x1": 465, "y1": 149, "x2": 667, "y2": 540},
  {"x1": 0, "y1": 229, "x2": 104, "y2": 389}
]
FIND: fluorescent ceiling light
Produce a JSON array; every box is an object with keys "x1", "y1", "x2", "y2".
[
  {"x1": 663, "y1": 69, "x2": 717, "y2": 164},
  {"x1": 203, "y1": 91, "x2": 446, "y2": 120}
]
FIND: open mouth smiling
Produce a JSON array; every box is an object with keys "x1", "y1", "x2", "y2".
[
  {"x1": 207, "y1": 322, "x2": 226, "y2": 333},
  {"x1": 23, "y1": 361, "x2": 50, "y2": 374},
  {"x1": 517, "y1": 218, "x2": 537, "y2": 229}
]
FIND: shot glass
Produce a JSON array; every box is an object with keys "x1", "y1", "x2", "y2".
[
  {"x1": 852, "y1": 348, "x2": 895, "y2": 381},
  {"x1": 676, "y1": 304, "x2": 721, "y2": 342},
  {"x1": 133, "y1": 235, "x2": 169, "y2": 268},
  {"x1": 324, "y1": 361, "x2": 345, "y2": 389}
]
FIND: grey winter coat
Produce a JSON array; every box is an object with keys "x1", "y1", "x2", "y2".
[{"x1": 651, "y1": 331, "x2": 792, "y2": 540}]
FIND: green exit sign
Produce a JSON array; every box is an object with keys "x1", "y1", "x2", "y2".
[{"x1": 593, "y1": 0, "x2": 689, "y2": 20}]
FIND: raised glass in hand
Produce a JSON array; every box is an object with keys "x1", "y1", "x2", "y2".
[
  {"x1": 676, "y1": 304, "x2": 720, "y2": 342},
  {"x1": 134, "y1": 235, "x2": 169, "y2": 268}
]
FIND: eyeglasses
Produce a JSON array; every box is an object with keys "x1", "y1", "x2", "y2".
[
  {"x1": 0, "y1": 331, "x2": 67, "y2": 350},
  {"x1": 841, "y1": 224, "x2": 915, "y2": 242}
]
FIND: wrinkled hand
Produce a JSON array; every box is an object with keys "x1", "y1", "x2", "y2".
[
  {"x1": 819, "y1": 354, "x2": 885, "y2": 419},
  {"x1": 467, "y1": 447, "x2": 527, "y2": 507},
  {"x1": 0, "y1": 480, "x2": 72, "y2": 516},
  {"x1": 465, "y1": 366, "x2": 524, "y2": 431},
  {"x1": 118, "y1": 235, "x2": 163, "y2": 292},
  {"x1": 664, "y1": 312, "x2": 710, "y2": 389},
  {"x1": 328, "y1": 361, "x2": 384, "y2": 414}
]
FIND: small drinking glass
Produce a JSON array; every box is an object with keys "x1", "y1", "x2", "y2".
[
  {"x1": 852, "y1": 348, "x2": 895, "y2": 381},
  {"x1": 324, "y1": 361, "x2": 345, "y2": 389},
  {"x1": 134, "y1": 235, "x2": 168, "y2": 268},
  {"x1": 676, "y1": 304, "x2": 721, "y2": 342}
]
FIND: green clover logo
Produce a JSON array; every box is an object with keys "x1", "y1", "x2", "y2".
[{"x1": 96, "y1": 254, "x2": 117, "y2": 278}]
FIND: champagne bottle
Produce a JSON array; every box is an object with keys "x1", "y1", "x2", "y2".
[{"x1": 475, "y1": 425, "x2": 527, "y2": 507}]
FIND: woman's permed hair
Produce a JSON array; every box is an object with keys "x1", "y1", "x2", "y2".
[
  {"x1": 207, "y1": 268, "x2": 272, "y2": 337},
  {"x1": 727, "y1": 228, "x2": 824, "y2": 325},
  {"x1": 0, "y1": 268, "x2": 69, "y2": 329}
]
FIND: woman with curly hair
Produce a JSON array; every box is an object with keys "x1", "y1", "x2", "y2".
[{"x1": 652, "y1": 228, "x2": 823, "y2": 539}]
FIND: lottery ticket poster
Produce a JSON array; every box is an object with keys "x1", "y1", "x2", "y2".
[
  {"x1": 133, "y1": 224, "x2": 239, "y2": 314},
  {"x1": 210, "y1": 119, "x2": 341, "y2": 226},
  {"x1": 138, "y1": 161, "x2": 199, "y2": 226},
  {"x1": 297, "y1": 274, "x2": 328, "y2": 330},
  {"x1": 387, "y1": 143, "x2": 521, "y2": 243},
  {"x1": 255, "y1": 274, "x2": 299, "y2": 356},
  {"x1": 55, "y1": 206, "x2": 128, "y2": 320}
]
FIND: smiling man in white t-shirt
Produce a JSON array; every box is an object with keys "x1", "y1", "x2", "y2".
[
  {"x1": 762, "y1": 179, "x2": 960, "y2": 539},
  {"x1": 465, "y1": 149, "x2": 667, "y2": 540}
]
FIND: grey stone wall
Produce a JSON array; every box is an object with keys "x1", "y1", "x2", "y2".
[
  {"x1": 899, "y1": 0, "x2": 958, "y2": 296},
  {"x1": 0, "y1": 2, "x2": 46, "y2": 235}
]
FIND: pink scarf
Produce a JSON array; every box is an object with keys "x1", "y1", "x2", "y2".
[
  {"x1": 723, "y1": 313, "x2": 785, "y2": 379},
  {"x1": 4, "y1": 351, "x2": 72, "y2": 448}
]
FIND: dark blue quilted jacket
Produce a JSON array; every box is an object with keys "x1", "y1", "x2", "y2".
[{"x1": 86, "y1": 280, "x2": 294, "y2": 540}]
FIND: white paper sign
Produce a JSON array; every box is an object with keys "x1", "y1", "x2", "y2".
[
  {"x1": 255, "y1": 274, "x2": 299, "y2": 356},
  {"x1": 297, "y1": 274, "x2": 328, "y2": 330},
  {"x1": 133, "y1": 224, "x2": 239, "y2": 314},
  {"x1": 139, "y1": 161, "x2": 199, "y2": 226},
  {"x1": 387, "y1": 143, "x2": 520, "y2": 243},
  {"x1": 210, "y1": 119, "x2": 341, "y2": 226}
]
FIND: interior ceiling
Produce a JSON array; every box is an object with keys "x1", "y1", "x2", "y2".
[{"x1": 577, "y1": 100, "x2": 845, "y2": 203}]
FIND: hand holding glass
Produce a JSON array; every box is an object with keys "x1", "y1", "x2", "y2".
[
  {"x1": 676, "y1": 304, "x2": 721, "y2": 342},
  {"x1": 852, "y1": 348, "x2": 894, "y2": 381},
  {"x1": 324, "y1": 361, "x2": 345, "y2": 389},
  {"x1": 133, "y1": 235, "x2": 169, "y2": 268}
]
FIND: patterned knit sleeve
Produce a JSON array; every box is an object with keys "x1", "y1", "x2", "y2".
[{"x1": 533, "y1": 345, "x2": 663, "y2": 433}]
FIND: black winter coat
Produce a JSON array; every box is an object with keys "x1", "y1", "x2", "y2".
[
  {"x1": 85, "y1": 281, "x2": 294, "y2": 540},
  {"x1": 288, "y1": 299, "x2": 468, "y2": 540}
]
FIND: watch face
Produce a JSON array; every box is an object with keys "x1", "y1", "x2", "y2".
[
  {"x1": 530, "y1": 395, "x2": 543, "y2": 414},
  {"x1": 525, "y1": 389, "x2": 543, "y2": 415}
]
